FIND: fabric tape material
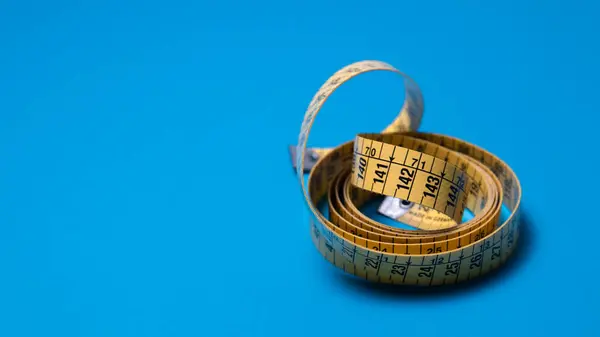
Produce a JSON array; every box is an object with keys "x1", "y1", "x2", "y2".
[{"x1": 293, "y1": 60, "x2": 521, "y2": 286}]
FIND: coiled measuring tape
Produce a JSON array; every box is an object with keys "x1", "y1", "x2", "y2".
[{"x1": 292, "y1": 60, "x2": 522, "y2": 286}]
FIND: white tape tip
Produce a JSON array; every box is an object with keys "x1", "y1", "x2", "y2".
[{"x1": 378, "y1": 197, "x2": 414, "y2": 219}]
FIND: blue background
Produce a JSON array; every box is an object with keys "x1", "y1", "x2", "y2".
[{"x1": 1, "y1": 0, "x2": 598, "y2": 336}]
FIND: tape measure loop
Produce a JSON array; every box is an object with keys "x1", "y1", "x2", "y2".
[
  {"x1": 295, "y1": 61, "x2": 425, "y2": 193},
  {"x1": 293, "y1": 60, "x2": 522, "y2": 286}
]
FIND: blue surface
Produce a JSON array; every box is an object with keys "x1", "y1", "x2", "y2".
[{"x1": 1, "y1": 1, "x2": 599, "y2": 336}]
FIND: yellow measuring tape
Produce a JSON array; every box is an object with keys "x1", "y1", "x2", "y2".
[{"x1": 292, "y1": 60, "x2": 522, "y2": 286}]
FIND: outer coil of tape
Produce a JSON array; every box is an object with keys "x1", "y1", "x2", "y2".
[{"x1": 295, "y1": 60, "x2": 521, "y2": 285}]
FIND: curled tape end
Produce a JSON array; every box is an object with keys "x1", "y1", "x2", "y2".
[{"x1": 288, "y1": 145, "x2": 321, "y2": 173}]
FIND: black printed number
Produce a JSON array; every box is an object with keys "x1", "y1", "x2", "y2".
[
  {"x1": 431, "y1": 257, "x2": 444, "y2": 265},
  {"x1": 397, "y1": 168, "x2": 415, "y2": 190},
  {"x1": 447, "y1": 185, "x2": 459, "y2": 208},
  {"x1": 373, "y1": 163, "x2": 389, "y2": 184},
  {"x1": 426, "y1": 247, "x2": 442, "y2": 254},
  {"x1": 445, "y1": 262, "x2": 460, "y2": 276},
  {"x1": 418, "y1": 266, "x2": 433, "y2": 278},
  {"x1": 371, "y1": 246, "x2": 387, "y2": 253},
  {"x1": 469, "y1": 254, "x2": 482, "y2": 269},
  {"x1": 365, "y1": 258, "x2": 379, "y2": 269},
  {"x1": 423, "y1": 175, "x2": 440, "y2": 198},
  {"x1": 391, "y1": 264, "x2": 407, "y2": 276},
  {"x1": 350, "y1": 229, "x2": 363, "y2": 238},
  {"x1": 357, "y1": 157, "x2": 367, "y2": 179},
  {"x1": 491, "y1": 246, "x2": 501, "y2": 260},
  {"x1": 342, "y1": 246, "x2": 355, "y2": 259},
  {"x1": 507, "y1": 230, "x2": 515, "y2": 247}
]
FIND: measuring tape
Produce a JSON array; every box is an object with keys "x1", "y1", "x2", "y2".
[{"x1": 292, "y1": 60, "x2": 522, "y2": 286}]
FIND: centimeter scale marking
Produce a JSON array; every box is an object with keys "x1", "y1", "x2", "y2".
[
  {"x1": 293, "y1": 60, "x2": 522, "y2": 286},
  {"x1": 353, "y1": 141, "x2": 469, "y2": 225},
  {"x1": 319, "y1": 220, "x2": 513, "y2": 285}
]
